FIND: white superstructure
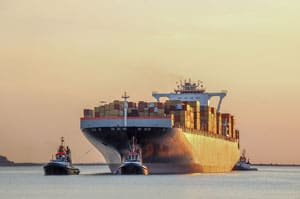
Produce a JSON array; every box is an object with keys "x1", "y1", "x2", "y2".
[{"x1": 152, "y1": 79, "x2": 227, "y2": 112}]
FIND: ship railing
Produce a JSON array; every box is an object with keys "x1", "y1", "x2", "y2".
[{"x1": 80, "y1": 116, "x2": 172, "y2": 120}]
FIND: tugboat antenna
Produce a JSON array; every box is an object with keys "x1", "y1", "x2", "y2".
[{"x1": 61, "y1": 136, "x2": 64, "y2": 146}]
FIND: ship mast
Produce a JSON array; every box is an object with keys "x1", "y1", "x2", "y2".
[{"x1": 122, "y1": 92, "x2": 130, "y2": 127}]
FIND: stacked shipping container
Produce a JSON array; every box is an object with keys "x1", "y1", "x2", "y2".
[
  {"x1": 199, "y1": 106, "x2": 217, "y2": 134},
  {"x1": 184, "y1": 101, "x2": 200, "y2": 130},
  {"x1": 216, "y1": 112, "x2": 222, "y2": 135},
  {"x1": 93, "y1": 101, "x2": 165, "y2": 117},
  {"x1": 84, "y1": 100, "x2": 238, "y2": 139},
  {"x1": 221, "y1": 113, "x2": 232, "y2": 137},
  {"x1": 83, "y1": 109, "x2": 94, "y2": 118}
]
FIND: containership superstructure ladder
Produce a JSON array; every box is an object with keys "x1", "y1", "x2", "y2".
[{"x1": 152, "y1": 80, "x2": 227, "y2": 112}]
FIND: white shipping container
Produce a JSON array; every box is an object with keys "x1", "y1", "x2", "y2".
[
  {"x1": 176, "y1": 104, "x2": 182, "y2": 110},
  {"x1": 148, "y1": 102, "x2": 155, "y2": 108}
]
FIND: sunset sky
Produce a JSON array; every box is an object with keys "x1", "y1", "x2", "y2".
[{"x1": 0, "y1": 0, "x2": 300, "y2": 164}]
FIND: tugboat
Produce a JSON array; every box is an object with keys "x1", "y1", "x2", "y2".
[
  {"x1": 115, "y1": 137, "x2": 149, "y2": 175},
  {"x1": 43, "y1": 137, "x2": 80, "y2": 175},
  {"x1": 233, "y1": 149, "x2": 258, "y2": 171}
]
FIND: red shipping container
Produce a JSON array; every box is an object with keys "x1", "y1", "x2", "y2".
[
  {"x1": 174, "y1": 115, "x2": 180, "y2": 122},
  {"x1": 84, "y1": 109, "x2": 93, "y2": 116},
  {"x1": 221, "y1": 113, "x2": 230, "y2": 118},
  {"x1": 138, "y1": 101, "x2": 147, "y2": 109},
  {"x1": 157, "y1": 102, "x2": 164, "y2": 109},
  {"x1": 114, "y1": 104, "x2": 120, "y2": 110},
  {"x1": 128, "y1": 102, "x2": 136, "y2": 108},
  {"x1": 170, "y1": 105, "x2": 176, "y2": 111}
]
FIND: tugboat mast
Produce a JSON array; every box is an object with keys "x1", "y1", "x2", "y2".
[{"x1": 61, "y1": 136, "x2": 64, "y2": 146}]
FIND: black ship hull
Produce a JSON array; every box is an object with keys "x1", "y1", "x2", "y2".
[
  {"x1": 43, "y1": 162, "x2": 80, "y2": 175},
  {"x1": 81, "y1": 126, "x2": 239, "y2": 174},
  {"x1": 115, "y1": 163, "x2": 148, "y2": 175}
]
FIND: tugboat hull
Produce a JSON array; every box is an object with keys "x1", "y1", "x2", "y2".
[
  {"x1": 43, "y1": 162, "x2": 80, "y2": 175},
  {"x1": 115, "y1": 163, "x2": 148, "y2": 175},
  {"x1": 233, "y1": 163, "x2": 258, "y2": 171}
]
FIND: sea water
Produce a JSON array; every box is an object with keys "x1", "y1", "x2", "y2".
[{"x1": 0, "y1": 165, "x2": 299, "y2": 199}]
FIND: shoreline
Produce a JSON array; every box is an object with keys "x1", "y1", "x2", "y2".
[
  {"x1": 252, "y1": 163, "x2": 300, "y2": 167},
  {"x1": 0, "y1": 163, "x2": 108, "y2": 167},
  {"x1": 1, "y1": 163, "x2": 300, "y2": 167}
]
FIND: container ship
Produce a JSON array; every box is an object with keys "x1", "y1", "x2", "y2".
[{"x1": 80, "y1": 80, "x2": 240, "y2": 174}]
